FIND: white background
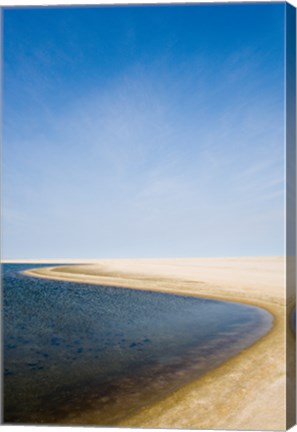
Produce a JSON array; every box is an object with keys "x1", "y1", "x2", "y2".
[
  {"x1": 0, "y1": 0, "x2": 296, "y2": 431},
  {"x1": 0, "y1": 0, "x2": 297, "y2": 6}
]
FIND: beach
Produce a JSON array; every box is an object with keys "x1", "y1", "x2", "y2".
[{"x1": 24, "y1": 257, "x2": 295, "y2": 430}]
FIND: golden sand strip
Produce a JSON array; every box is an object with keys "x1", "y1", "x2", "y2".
[{"x1": 24, "y1": 257, "x2": 294, "y2": 430}]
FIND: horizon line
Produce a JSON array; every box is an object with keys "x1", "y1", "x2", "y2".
[{"x1": 2, "y1": 255, "x2": 285, "y2": 263}]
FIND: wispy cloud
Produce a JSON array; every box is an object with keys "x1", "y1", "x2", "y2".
[{"x1": 3, "y1": 5, "x2": 285, "y2": 258}]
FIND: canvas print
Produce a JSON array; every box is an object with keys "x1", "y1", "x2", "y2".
[{"x1": 1, "y1": 2, "x2": 296, "y2": 430}]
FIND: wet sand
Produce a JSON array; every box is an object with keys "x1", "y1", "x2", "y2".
[{"x1": 25, "y1": 257, "x2": 295, "y2": 430}]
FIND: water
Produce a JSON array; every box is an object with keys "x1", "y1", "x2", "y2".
[{"x1": 3, "y1": 263, "x2": 272, "y2": 425}]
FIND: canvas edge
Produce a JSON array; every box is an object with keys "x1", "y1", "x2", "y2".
[{"x1": 285, "y1": 1, "x2": 296, "y2": 430}]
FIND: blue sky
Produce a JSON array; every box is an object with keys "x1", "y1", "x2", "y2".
[{"x1": 3, "y1": 3, "x2": 285, "y2": 259}]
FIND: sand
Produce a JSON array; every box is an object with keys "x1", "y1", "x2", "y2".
[{"x1": 24, "y1": 257, "x2": 295, "y2": 430}]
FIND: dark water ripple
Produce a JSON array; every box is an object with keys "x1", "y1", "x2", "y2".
[{"x1": 3, "y1": 263, "x2": 272, "y2": 425}]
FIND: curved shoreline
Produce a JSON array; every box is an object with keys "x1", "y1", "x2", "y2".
[
  {"x1": 23, "y1": 258, "x2": 292, "y2": 430},
  {"x1": 23, "y1": 261, "x2": 280, "y2": 313}
]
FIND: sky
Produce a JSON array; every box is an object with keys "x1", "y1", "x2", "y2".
[{"x1": 2, "y1": 3, "x2": 286, "y2": 259}]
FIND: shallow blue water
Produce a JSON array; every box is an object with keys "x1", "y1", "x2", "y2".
[{"x1": 3, "y1": 263, "x2": 273, "y2": 425}]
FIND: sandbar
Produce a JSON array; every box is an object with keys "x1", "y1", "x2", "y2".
[{"x1": 24, "y1": 257, "x2": 295, "y2": 430}]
